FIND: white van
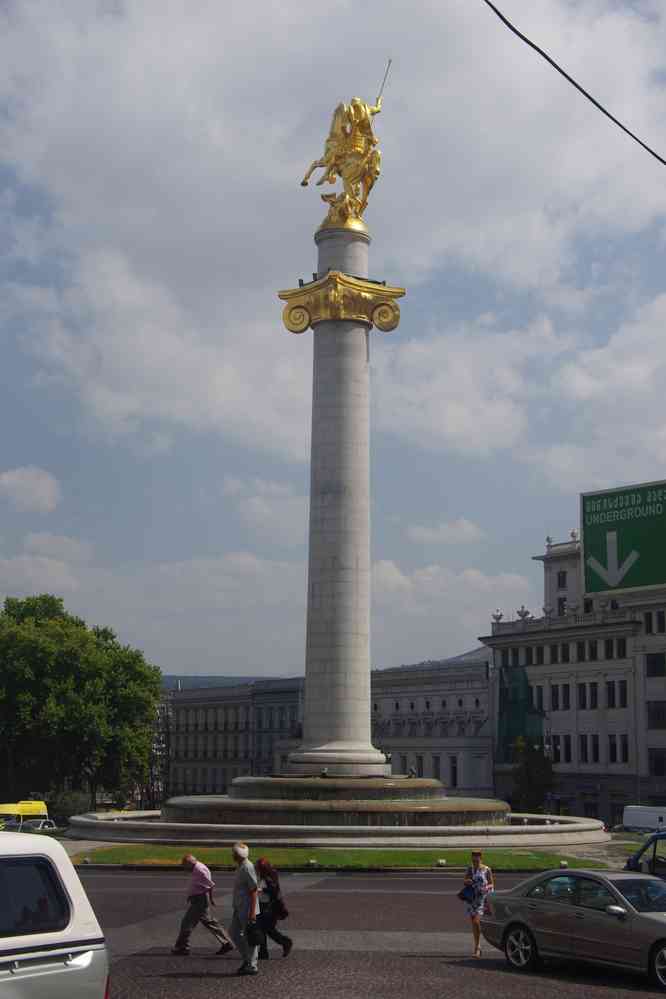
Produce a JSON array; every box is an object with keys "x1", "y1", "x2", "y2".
[
  {"x1": 623, "y1": 804, "x2": 666, "y2": 832},
  {"x1": 0, "y1": 832, "x2": 109, "y2": 997}
]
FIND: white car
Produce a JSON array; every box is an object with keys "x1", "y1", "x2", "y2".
[{"x1": 0, "y1": 832, "x2": 109, "y2": 997}]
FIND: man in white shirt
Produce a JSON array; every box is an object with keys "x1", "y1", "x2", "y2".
[{"x1": 229, "y1": 842, "x2": 260, "y2": 975}]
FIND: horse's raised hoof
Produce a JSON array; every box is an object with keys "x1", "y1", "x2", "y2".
[{"x1": 300, "y1": 180, "x2": 309, "y2": 186}]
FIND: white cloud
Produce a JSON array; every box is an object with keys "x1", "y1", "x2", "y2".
[
  {"x1": 371, "y1": 558, "x2": 536, "y2": 664},
  {"x1": 0, "y1": 467, "x2": 61, "y2": 514},
  {"x1": 2, "y1": 1, "x2": 666, "y2": 462},
  {"x1": 223, "y1": 477, "x2": 308, "y2": 548},
  {"x1": 24, "y1": 533, "x2": 93, "y2": 564},
  {"x1": 0, "y1": 555, "x2": 79, "y2": 595},
  {"x1": 407, "y1": 517, "x2": 484, "y2": 545},
  {"x1": 374, "y1": 316, "x2": 570, "y2": 456}
]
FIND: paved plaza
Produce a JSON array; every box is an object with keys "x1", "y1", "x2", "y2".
[{"x1": 81, "y1": 869, "x2": 663, "y2": 998}]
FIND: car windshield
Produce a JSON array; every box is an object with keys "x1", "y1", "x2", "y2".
[{"x1": 612, "y1": 878, "x2": 666, "y2": 913}]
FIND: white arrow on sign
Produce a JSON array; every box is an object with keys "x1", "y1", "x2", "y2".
[{"x1": 587, "y1": 530, "x2": 639, "y2": 587}]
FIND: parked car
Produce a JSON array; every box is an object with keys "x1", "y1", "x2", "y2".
[
  {"x1": 0, "y1": 832, "x2": 109, "y2": 997},
  {"x1": 623, "y1": 805, "x2": 666, "y2": 833},
  {"x1": 626, "y1": 831, "x2": 666, "y2": 879},
  {"x1": 481, "y1": 868, "x2": 666, "y2": 990}
]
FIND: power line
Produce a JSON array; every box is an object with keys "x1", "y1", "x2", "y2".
[{"x1": 480, "y1": 0, "x2": 666, "y2": 170}]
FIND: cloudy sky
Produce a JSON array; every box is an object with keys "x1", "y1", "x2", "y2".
[{"x1": 2, "y1": 0, "x2": 666, "y2": 676}]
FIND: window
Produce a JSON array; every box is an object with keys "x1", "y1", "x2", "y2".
[
  {"x1": 525, "y1": 646, "x2": 533, "y2": 666},
  {"x1": 475, "y1": 698, "x2": 480, "y2": 709},
  {"x1": 511, "y1": 647, "x2": 520, "y2": 667},
  {"x1": 416, "y1": 755, "x2": 424, "y2": 778},
  {"x1": 0, "y1": 857, "x2": 70, "y2": 937},
  {"x1": 394, "y1": 701, "x2": 400, "y2": 711},
  {"x1": 450, "y1": 756, "x2": 458, "y2": 789},
  {"x1": 501, "y1": 649, "x2": 509, "y2": 667},
  {"x1": 584, "y1": 598, "x2": 593, "y2": 614},
  {"x1": 457, "y1": 698, "x2": 463, "y2": 708},
  {"x1": 576, "y1": 878, "x2": 615, "y2": 912},
  {"x1": 551, "y1": 685, "x2": 560, "y2": 711},
  {"x1": 592, "y1": 733, "x2": 600, "y2": 763},
  {"x1": 557, "y1": 570, "x2": 567, "y2": 589},
  {"x1": 536, "y1": 686, "x2": 544, "y2": 712},
  {"x1": 564, "y1": 734, "x2": 572, "y2": 763},
  {"x1": 562, "y1": 683, "x2": 570, "y2": 711},
  {"x1": 441, "y1": 699, "x2": 447, "y2": 709},
  {"x1": 561, "y1": 643, "x2": 570, "y2": 663},
  {"x1": 648, "y1": 701, "x2": 666, "y2": 730},
  {"x1": 409, "y1": 701, "x2": 415, "y2": 711},
  {"x1": 647, "y1": 653, "x2": 666, "y2": 678},
  {"x1": 579, "y1": 733, "x2": 588, "y2": 763},
  {"x1": 400, "y1": 754, "x2": 408, "y2": 773},
  {"x1": 590, "y1": 682, "x2": 598, "y2": 709},
  {"x1": 604, "y1": 638, "x2": 614, "y2": 660},
  {"x1": 557, "y1": 597, "x2": 567, "y2": 617},
  {"x1": 373, "y1": 703, "x2": 378, "y2": 712},
  {"x1": 621, "y1": 734, "x2": 629, "y2": 764},
  {"x1": 658, "y1": 610, "x2": 666, "y2": 634},
  {"x1": 617, "y1": 637, "x2": 627, "y2": 658},
  {"x1": 645, "y1": 611, "x2": 654, "y2": 634},
  {"x1": 606, "y1": 681, "x2": 616, "y2": 709},
  {"x1": 588, "y1": 640, "x2": 598, "y2": 661},
  {"x1": 425, "y1": 699, "x2": 431, "y2": 710},
  {"x1": 536, "y1": 645, "x2": 544, "y2": 665},
  {"x1": 528, "y1": 874, "x2": 576, "y2": 903},
  {"x1": 609, "y1": 734, "x2": 617, "y2": 763},
  {"x1": 550, "y1": 644, "x2": 559, "y2": 664},
  {"x1": 610, "y1": 599, "x2": 619, "y2": 610},
  {"x1": 432, "y1": 755, "x2": 440, "y2": 779},
  {"x1": 578, "y1": 683, "x2": 587, "y2": 710},
  {"x1": 577, "y1": 641, "x2": 586, "y2": 662},
  {"x1": 650, "y1": 749, "x2": 666, "y2": 777},
  {"x1": 619, "y1": 679, "x2": 628, "y2": 708},
  {"x1": 552, "y1": 734, "x2": 561, "y2": 764}
]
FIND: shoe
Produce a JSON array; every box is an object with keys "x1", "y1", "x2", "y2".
[
  {"x1": 282, "y1": 940, "x2": 293, "y2": 958},
  {"x1": 217, "y1": 942, "x2": 233, "y2": 955},
  {"x1": 171, "y1": 946, "x2": 190, "y2": 956},
  {"x1": 237, "y1": 965, "x2": 258, "y2": 975}
]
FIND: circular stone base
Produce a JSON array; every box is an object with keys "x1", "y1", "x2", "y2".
[{"x1": 229, "y1": 776, "x2": 445, "y2": 802}]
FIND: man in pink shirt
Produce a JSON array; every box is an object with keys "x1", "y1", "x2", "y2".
[{"x1": 172, "y1": 853, "x2": 234, "y2": 956}]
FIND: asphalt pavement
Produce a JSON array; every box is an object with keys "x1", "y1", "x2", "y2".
[{"x1": 80, "y1": 869, "x2": 663, "y2": 998}]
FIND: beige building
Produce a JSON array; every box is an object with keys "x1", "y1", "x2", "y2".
[
  {"x1": 482, "y1": 534, "x2": 666, "y2": 824},
  {"x1": 168, "y1": 649, "x2": 494, "y2": 798}
]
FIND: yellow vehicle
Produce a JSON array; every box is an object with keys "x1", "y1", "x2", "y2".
[{"x1": 0, "y1": 800, "x2": 49, "y2": 830}]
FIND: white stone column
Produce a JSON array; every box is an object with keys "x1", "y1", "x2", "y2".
[{"x1": 289, "y1": 226, "x2": 388, "y2": 775}]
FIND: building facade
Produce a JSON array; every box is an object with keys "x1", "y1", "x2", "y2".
[
  {"x1": 482, "y1": 534, "x2": 666, "y2": 825},
  {"x1": 167, "y1": 650, "x2": 494, "y2": 798}
]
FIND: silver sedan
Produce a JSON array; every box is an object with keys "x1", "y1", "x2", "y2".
[{"x1": 481, "y1": 868, "x2": 666, "y2": 989}]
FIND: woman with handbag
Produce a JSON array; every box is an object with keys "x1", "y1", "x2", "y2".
[
  {"x1": 255, "y1": 857, "x2": 293, "y2": 960},
  {"x1": 461, "y1": 849, "x2": 494, "y2": 958}
]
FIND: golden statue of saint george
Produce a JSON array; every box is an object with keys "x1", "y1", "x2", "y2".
[{"x1": 301, "y1": 96, "x2": 383, "y2": 230}]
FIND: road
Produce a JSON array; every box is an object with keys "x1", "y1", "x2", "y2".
[{"x1": 80, "y1": 869, "x2": 662, "y2": 998}]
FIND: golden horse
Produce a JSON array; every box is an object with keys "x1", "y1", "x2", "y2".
[{"x1": 301, "y1": 97, "x2": 382, "y2": 223}]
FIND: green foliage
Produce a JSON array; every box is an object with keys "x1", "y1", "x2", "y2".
[
  {"x1": 0, "y1": 594, "x2": 162, "y2": 804},
  {"x1": 46, "y1": 790, "x2": 91, "y2": 824},
  {"x1": 511, "y1": 737, "x2": 555, "y2": 812}
]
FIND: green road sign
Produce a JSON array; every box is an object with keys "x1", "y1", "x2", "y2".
[{"x1": 581, "y1": 480, "x2": 666, "y2": 595}]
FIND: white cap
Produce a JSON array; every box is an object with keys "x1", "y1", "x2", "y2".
[{"x1": 232, "y1": 842, "x2": 249, "y2": 859}]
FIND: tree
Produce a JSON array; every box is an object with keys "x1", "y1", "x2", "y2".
[
  {"x1": 0, "y1": 594, "x2": 162, "y2": 806},
  {"x1": 511, "y1": 736, "x2": 554, "y2": 813}
]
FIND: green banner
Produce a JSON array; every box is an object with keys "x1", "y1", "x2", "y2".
[{"x1": 581, "y1": 480, "x2": 666, "y2": 595}]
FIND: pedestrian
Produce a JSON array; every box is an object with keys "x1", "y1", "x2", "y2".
[
  {"x1": 255, "y1": 857, "x2": 293, "y2": 960},
  {"x1": 229, "y1": 842, "x2": 260, "y2": 976},
  {"x1": 463, "y1": 848, "x2": 494, "y2": 958},
  {"x1": 171, "y1": 853, "x2": 234, "y2": 956}
]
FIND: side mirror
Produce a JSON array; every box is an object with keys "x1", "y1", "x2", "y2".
[{"x1": 606, "y1": 904, "x2": 627, "y2": 919}]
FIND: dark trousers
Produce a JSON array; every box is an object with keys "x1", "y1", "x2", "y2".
[
  {"x1": 257, "y1": 909, "x2": 291, "y2": 957},
  {"x1": 175, "y1": 894, "x2": 232, "y2": 950}
]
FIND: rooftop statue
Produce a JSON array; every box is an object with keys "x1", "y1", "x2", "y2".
[{"x1": 301, "y1": 95, "x2": 383, "y2": 230}]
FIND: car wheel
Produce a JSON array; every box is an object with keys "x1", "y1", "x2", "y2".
[
  {"x1": 651, "y1": 941, "x2": 666, "y2": 990},
  {"x1": 504, "y1": 924, "x2": 539, "y2": 971}
]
